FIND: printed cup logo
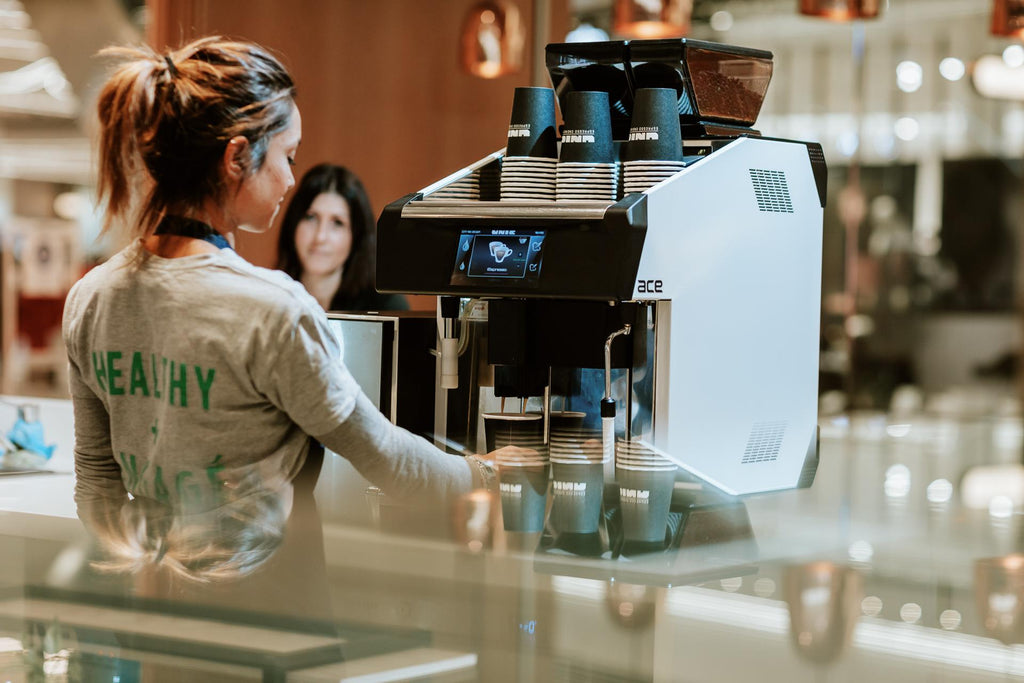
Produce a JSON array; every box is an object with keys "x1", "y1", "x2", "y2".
[
  {"x1": 620, "y1": 487, "x2": 651, "y2": 504},
  {"x1": 489, "y1": 241, "x2": 513, "y2": 263},
  {"x1": 501, "y1": 482, "x2": 523, "y2": 496},
  {"x1": 563, "y1": 128, "x2": 597, "y2": 144},
  {"x1": 508, "y1": 123, "x2": 532, "y2": 138},
  {"x1": 628, "y1": 126, "x2": 660, "y2": 142},
  {"x1": 553, "y1": 480, "x2": 587, "y2": 497}
]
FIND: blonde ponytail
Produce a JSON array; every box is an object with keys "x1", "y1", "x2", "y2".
[{"x1": 94, "y1": 37, "x2": 295, "y2": 239}]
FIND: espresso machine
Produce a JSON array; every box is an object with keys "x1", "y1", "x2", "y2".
[{"x1": 376, "y1": 39, "x2": 826, "y2": 499}]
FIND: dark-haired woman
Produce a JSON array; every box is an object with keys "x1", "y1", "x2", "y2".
[
  {"x1": 62, "y1": 37, "x2": 492, "y2": 519},
  {"x1": 277, "y1": 164, "x2": 407, "y2": 312}
]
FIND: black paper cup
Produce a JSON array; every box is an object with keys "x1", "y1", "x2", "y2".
[
  {"x1": 616, "y1": 467, "x2": 675, "y2": 543},
  {"x1": 484, "y1": 412, "x2": 544, "y2": 453},
  {"x1": 623, "y1": 88, "x2": 683, "y2": 162},
  {"x1": 499, "y1": 465, "x2": 549, "y2": 532},
  {"x1": 507, "y1": 87, "x2": 558, "y2": 158},
  {"x1": 550, "y1": 462, "x2": 604, "y2": 534},
  {"x1": 559, "y1": 91, "x2": 614, "y2": 164}
]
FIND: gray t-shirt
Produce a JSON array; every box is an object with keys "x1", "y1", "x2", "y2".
[{"x1": 63, "y1": 242, "x2": 486, "y2": 511}]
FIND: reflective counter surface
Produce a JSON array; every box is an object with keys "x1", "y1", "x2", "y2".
[{"x1": 2, "y1": 398, "x2": 1024, "y2": 682}]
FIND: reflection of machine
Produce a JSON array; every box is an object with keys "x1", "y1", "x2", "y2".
[
  {"x1": 377, "y1": 39, "x2": 826, "y2": 498},
  {"x1": 533, "y1": 479, "x2": 759, "y2": 587},
  {"x1": 317, "y1": 313, "x2": 437, "y2": 525}
]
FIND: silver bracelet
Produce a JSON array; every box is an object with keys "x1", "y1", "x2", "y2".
[{"x1": 468, "y1": 455, "x2": 497, "y2": 491}]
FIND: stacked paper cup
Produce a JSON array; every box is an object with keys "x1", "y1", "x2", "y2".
[
  {"x1": 487, "y1": 412, "x2": 550, "y2": 533},
  {"x1": 615, "y1": 438, "x2": 677, "y2": 552},
  {"x1": 549, "y1": 412, "x2": 606, "y2": 535},
  {"x1": 425, "y1": 171, "x2": 480, "y2": 201},
  {"x1": 621, "y1": 88, "x2": 687, "y2": 195},
  {"x1": 486, "y1": 412, "x2": 549, "y2": 467},
  {"x1": 501, "y1": 87, "x2": 558, "y2": 202},
  {"x1": 556, "y1": 91, "x2": 619, "y2": 203},
  {"x1": 425, "y1": 162, "x2": 501, "y2": 202}
]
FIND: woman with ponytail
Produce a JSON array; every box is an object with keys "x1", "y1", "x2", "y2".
[{"x1": 63, "y1": 37, "x2": 493, "y2": 519}]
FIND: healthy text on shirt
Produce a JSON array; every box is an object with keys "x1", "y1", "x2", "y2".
[{"x1": 91, "y1": 350, "x2": 216, "y2": 410}]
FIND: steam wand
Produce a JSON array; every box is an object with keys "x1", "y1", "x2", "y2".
[
  {"x1": 438, "y1": 296, "x2": 461, "y2": 389},
  {"x1": 602, "y1": 324, "x2": 632, "y2": 466}
]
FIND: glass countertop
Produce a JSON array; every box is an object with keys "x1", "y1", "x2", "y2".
[{"x1": 2, "y1": 410, "x2": 1024, "y2": 682}]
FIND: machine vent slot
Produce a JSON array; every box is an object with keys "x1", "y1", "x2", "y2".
[
  {"x1": 742, "y1": 421, "x2": 787, "y2": 464},
  {"x1": 749, "y1": 169, "x2": 793, "y2": 213}
]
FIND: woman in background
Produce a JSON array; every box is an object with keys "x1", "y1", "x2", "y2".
[{"x1": 276, "y1": 164, "x2": 407, "y2": 312}]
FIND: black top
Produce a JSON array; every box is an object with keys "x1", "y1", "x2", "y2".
[{"x1": 328, "y1": 288, "x2": 409, "y2": 313}]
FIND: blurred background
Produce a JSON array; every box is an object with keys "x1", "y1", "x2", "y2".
[{"x1": 1, "y1": 0, "x2": 1021, "y2": 423}]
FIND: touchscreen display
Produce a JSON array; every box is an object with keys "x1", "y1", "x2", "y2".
[{"x1": 451, "y1": 229, "x2": 546, "y2": 282}]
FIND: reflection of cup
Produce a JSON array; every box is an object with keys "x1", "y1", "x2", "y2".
[
  {"x1": 975, "y1": 554, "x2": 1024, "y2": 645},
  {"x1": 483, "y1": 412, "x2": 544, "y2": 453},
  {"x1": 452, "y1": 489, "x2": 496, "y2": 552},
  {"x1": 616, "y1": 467, "x2": 675, "y2": 544},
  {"x1": 783, "y1": 562, "x2": 863, "y2": 664},
  {"x1": 623, "y1": 88, "x2": 683, "y2": 162},
  {"x1": 550, "y1": 462, "x2": 604, "y2": 533},
  {"x1": 549, "y1": 410, "x2": 587, "y2": 433},
  {"x1": 605, "y1": 582, "x2": 657, "y2": 629},
  {"x1": 489, "y1": 241, "x2": 513, "y2": 263},
  {"x1": 507, "y1": 86, "x2": 558, "y2": 158},
  {"x1": 498, "y1": 466, "x2": 549, "y2": 532},
  {"x1": 615, "y1": 439, "x2": 677, "y2": 471}
]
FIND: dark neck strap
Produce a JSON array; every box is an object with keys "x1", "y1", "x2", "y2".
[{"x1": 154, "y1": 216, "x2": 233, "y2": 251}]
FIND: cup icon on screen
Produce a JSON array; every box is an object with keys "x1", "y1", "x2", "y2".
[{"x1": 489, "y1": 241, "x2": 513, "y2": 263}]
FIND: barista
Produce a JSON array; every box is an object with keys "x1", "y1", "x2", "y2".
[{"x1": 62, "y1": 37, "x2": 494, "y2": 511}]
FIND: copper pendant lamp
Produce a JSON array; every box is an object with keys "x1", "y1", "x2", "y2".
[
  {"x1": 991, "y1": 0, "x2": 1024, "y2": 38},
  {"x1": 613, "y1": 0, "x2": 692, "y2": 39},
  {"x1": 798, "y1": 0, "x2": 881, "y2": 21},
  {"x1": 460, "y1": 1, "x2": 525, "y2": 79}
]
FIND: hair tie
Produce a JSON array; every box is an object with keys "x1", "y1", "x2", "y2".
[{"x1": 163, "y1": 54, "x2": 178, "y2": 77}]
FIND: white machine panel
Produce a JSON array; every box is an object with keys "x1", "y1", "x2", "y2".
[{"x1": 634, "y1": 137, "x2": 822, "y2": 495}]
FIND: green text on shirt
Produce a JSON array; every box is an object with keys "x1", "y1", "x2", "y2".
[{"x1": 91, "y1": 350, "x2": 216, "y2": 410}]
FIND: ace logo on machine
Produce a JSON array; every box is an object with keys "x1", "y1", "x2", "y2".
[{"x1": 637, "y1": 279, "x2": 663, "y2": 294}]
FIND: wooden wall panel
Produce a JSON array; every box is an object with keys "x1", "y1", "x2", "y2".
[{"x1": 148, "y1": 0, "x2": 567, "y2": 310}]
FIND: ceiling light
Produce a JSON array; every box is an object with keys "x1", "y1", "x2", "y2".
[
  {"x1": 709, "y1": 10, "x2": 733, "y2": 32},
  {"x1": 565, "y1": 23, "x2": 610, "y2": 43},
  {"x1": 896, "y1": 60, "x2": 923, "y2": 93},
  {"x1": 894, "y1": 117, "x2": 920, "y2": 141},
  {"x1": 991, "y1": 0, "x2": 1024, "y2": 38},
  {"x1": 836, "y1": 130, "x2": 859, "y2": 157},
  {"x1": 927, "y1": 478, "x2": 954, "y2": 503},
  {"x1": 459, "y1": 1, "x2": 525, "y2": 79},
  {"x1": 939, "y1": 57, "x2": 966, "y2": 81},
  {"x1": 798, "y1": 0, "x2": 881, "y2": 21},
  {"x1": 939, "y1": 609, "x2": 962, "y2": 630},
  {"x1": 1003, "y1": 44, "x2": 1024, "y2": 67},
  {"x1": 613, "y1": 0, "x2": 692, "y2": 39}
]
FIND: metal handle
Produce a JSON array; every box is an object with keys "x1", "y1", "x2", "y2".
[{"x1": 603, "y1": 324, "x2": 632, "y2": 399}]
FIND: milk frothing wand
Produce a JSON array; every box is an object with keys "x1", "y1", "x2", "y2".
[{"x1": 602, "y1": 323, "x2": 632, "y2": 465}]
